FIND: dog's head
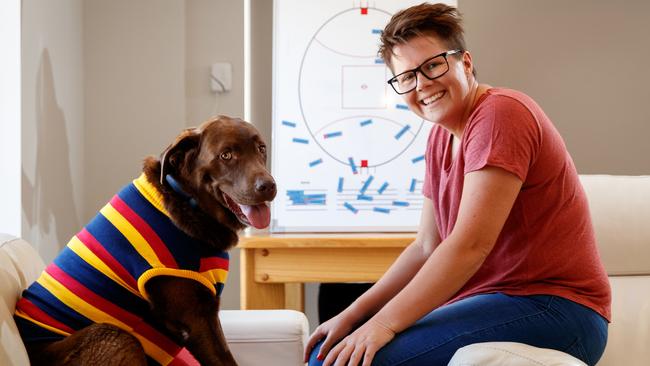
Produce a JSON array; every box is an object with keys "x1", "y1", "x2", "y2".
[{"x1": 158, "y1": 116, "x2": 276, "y2": 231}]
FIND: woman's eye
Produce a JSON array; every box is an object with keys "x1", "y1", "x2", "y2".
[
  {"x1": 399, "y1": 73, "x2": 414, "y2": 83},
  {"x1": 259, "y1": 145, "x2": 266, "y2": 154},
  {"x1": 426, "y1": 62, "x2": 442, "y2": 71},
  {"x1": 220, "y1": 151, "x2": 232, "y2": 160}
]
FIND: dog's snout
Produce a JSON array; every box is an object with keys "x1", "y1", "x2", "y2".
[{"x1": 255, "y1": 177, "x2": 277, "y2": 197}]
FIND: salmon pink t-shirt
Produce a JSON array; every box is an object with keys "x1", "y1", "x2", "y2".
[{"x1": 422, "y1": 88, "x2": 611, "y2": 320}]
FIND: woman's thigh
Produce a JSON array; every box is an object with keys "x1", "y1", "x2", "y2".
[{"x1": 309, "y1": 293, "x2": 607, "y2": 366}]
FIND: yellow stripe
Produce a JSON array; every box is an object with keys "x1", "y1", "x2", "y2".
[
  {"x1": 67, "y1": 236, "x2": 141, "y2": 297},
  {"x1": 138, "y1": 268, "x2": 217, "y2": 301},
  {"x1": 36, "y1": 272, "x2": 174, "y2": 364},
  {"x1": 14, "y1": 310, "x2": 72, "y2": 337},
  {"x1": 100, "y1": 203, "x2": 163, "y2": 268},
  {"x1": 133, "y1": 173, "x2": 169, "y2": 216},
  {"x1": 201, "y1": 268, "x2": 228, "y2": 286}
]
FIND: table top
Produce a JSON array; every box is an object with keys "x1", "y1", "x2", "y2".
[{"x1": 239, "y1": 232, "x2": 416, "y2": 248}]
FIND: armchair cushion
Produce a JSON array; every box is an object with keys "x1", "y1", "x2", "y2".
[{"x1": 448, "y1": 342, "x2": 586, "y2": 366}]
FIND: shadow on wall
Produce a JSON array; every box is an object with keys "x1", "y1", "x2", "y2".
[{"x1": 22, "y1": 49, "x2": 80, "y2": 260}]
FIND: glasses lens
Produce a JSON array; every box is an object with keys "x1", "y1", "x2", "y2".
[
  {"x1": 393, "y1": 72, "x2": 416, "y2": 94},
  {"x1": 421, "y1": 55, "x2": 449, "y2": 80}
]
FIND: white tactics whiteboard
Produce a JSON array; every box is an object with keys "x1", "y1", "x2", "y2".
[{"x1": 271, "y1": 0, "x2": 456, "y2": 232}]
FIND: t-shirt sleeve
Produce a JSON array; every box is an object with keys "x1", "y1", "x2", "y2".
[
  {"x1": 422, "y1": 128, "x2": 436, "y2": 199},
  {"x1": 463, "y1": 95, "x2": 541, "y2": 181}
]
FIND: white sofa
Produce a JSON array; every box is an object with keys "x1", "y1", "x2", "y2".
[
  {"x1": 449, "y1": 175, "x2": 650, "y2": 366},
  {"x1": 0, "y1": 233, "x2": 309, "y2": 366}
]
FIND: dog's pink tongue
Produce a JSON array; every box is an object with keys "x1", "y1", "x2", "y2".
[{"x1": 239, "y1": 203, "x2": 271, "y2": 229}]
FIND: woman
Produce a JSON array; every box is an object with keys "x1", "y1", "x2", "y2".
[{"x1": 304, "y1": 3, "x2": 611, "y2": 366}]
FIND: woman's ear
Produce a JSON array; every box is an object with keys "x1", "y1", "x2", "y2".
[
  {"x1": 159, "y1": 128, "x2": 200, "y2": 185},
  {"x1": 462, "y1": 51, "x2": 474, "y2": 78}
]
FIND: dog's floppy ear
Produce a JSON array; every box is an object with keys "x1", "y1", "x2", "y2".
[{"x1": 160, "y1": 127, "x2": 201, "y2": 185}]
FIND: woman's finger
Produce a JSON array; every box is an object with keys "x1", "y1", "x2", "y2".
[
  {"x1": 323, "y1": 339, "x2": 346, "y2": 366},
  {"x1": 317, "y1": 331, "x2": 343, "y2": 362},
  {"x1": 361, "y1": 346, "x2": 377, "y2": 366},
  {"x1": 304, "y1": 327, "x2": 326, "y2": 362},
  {"x1": 347, "y1": 344, "x2": 366, "y2": 366},
  {"x1": 334, "y1": 343, "x2": 355, "y2": 366}
]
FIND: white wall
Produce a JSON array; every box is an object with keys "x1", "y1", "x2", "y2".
[
  {"x1": 21, "y1": 0, "x2": 84, "y2": 263},
  {"x1": 0, "y1": 0, "x2": 21, "y2": 237}
]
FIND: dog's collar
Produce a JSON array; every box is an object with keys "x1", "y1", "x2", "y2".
[{"x1": 165, "y1": 174, "x2": 199, "y2": 209}]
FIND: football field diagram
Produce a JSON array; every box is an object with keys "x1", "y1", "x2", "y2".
[{"x1": 272, "y1": 0, "x2": 455, "y2": 232}]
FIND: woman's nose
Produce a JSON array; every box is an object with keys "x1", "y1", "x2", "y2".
[{"x1": 415, "y1": 71, "x2": 433, "y2": 92}]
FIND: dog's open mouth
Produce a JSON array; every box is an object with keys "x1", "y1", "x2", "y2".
[{"x1": 222, "y1": 192, "x2": 271, "y2": 229}]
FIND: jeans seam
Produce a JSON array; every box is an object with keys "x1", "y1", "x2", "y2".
[
  {"x1": 391, "y1": 297, "x2": 554, "y2": 365},
  {"x1": 564, "y1": 337, "x2": 589, "y2": 365}
]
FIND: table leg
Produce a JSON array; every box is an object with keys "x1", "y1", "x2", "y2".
[
  {"x1": 240, "y1": 248, "x2": 285, "y2": 309},
  {"x1": 284, "y1": 283, "x2": 304, "y2": 312}
]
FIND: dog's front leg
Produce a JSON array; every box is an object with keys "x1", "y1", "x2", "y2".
[{"x1": 146, "y1": 276, "x2": 238, "y2": 366}]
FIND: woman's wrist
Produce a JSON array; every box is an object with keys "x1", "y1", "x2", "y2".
[
  {"x1": 343, "y1": 298, "x2": 375, "y2": 325},
  {"x1": 369, "y1": 317, "x2": 396, "y2": 336}
]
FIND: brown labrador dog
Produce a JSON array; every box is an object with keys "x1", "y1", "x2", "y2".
[{"x1": 15, "y1": 116, "x2": 276, "y2": 366}]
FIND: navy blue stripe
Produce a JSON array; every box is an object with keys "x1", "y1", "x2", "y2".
[
  {"x1": 200, "y1": 249, "x2": 229, "y2": 261},
  {"x1": 85, "y1": 212, "x2": 152, "y2": 278},
  {"x1": 215, "y1": 282, "x2": 225, "y2": 297},
  {"x1": 21, "y1": 281, "x2": 93, "y2": 332},
  {"x1": 14, "y1": 316, "x2": 66, "y2": 343},
  {"x1": 53, "y1": 247, "x2": 149, "y2": 316}
]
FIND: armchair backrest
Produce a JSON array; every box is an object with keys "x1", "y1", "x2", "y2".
[{"x1": 579, "y1": 175, "x2": 650, "y2": 365}]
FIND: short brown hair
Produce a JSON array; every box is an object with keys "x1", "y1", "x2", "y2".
[{"x1": 379, "y1": 3, "x2": 475, "y2": 76}]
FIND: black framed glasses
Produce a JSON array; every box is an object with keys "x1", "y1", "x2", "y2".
[{"x1": 387, "y1": 49, "x2": 462, "y2": 94}]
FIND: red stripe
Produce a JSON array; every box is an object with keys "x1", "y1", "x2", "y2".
[
  {"x1": 46, "y1": 264, "x2": 179, "y2": 355},
  {"x1": 199, "y1": 257, "x2": 229, "y2": 272},
  {"x1": 16, "y1": 297, "x2": 75, "y2": 334},
  {"x1": 77, "y1": 229, "x2": 138, "y2": 290},
  {"x1": 170, "y1": 348, "x2": 200, "y2": 366},
  {"x1": 110, "y1": 195, "x2": 178, "y2": 268}
]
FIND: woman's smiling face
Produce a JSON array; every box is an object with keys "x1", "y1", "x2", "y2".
[{"x1": 390, "y1": 35, "x2": 476, "y2": 133}]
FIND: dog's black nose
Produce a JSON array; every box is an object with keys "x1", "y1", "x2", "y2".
[{"x1": 255, "y1": 178, "x2": 277, "y2": 196}]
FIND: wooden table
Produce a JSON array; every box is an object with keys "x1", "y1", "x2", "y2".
[{"x1": 239, "y1": 233, "x2": 414, "y2": 312}]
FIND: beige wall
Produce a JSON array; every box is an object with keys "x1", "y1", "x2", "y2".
[
  {"x1": 186, "y1": 0, "x2": 245, "y2": 124},
  {"x1": 83, "y1": 0, "x2": 186, "y2": 219},
  {"x1": 460, "y1": 0, "x2": 650, "y2": 175},
  {"x1": 21, "y1": 0, "x2": 85, "y2": 263}
]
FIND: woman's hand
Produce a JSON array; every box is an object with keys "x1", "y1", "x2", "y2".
[
  {"x1": 304, "y1": 310, "x2": 360, "y2": 363},
  {"x1": 321, "y1": 318, "x2": 395, "y2": 366}
]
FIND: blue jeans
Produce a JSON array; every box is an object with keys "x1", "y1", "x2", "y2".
[{"x1": 308, "y1": 293, "x2": 608, "y2": 366}]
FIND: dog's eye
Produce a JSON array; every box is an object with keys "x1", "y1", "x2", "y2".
[
  {"x1": 220, "y1": 151, "x2": 232, "y2": 160},
  {"x1": 258, "y1": 145, "x2": 266, "y2": 154}
]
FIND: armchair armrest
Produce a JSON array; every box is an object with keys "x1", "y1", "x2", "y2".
[{"x1": 221, "y1": 310, "x2": 309, "y2": 366}]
